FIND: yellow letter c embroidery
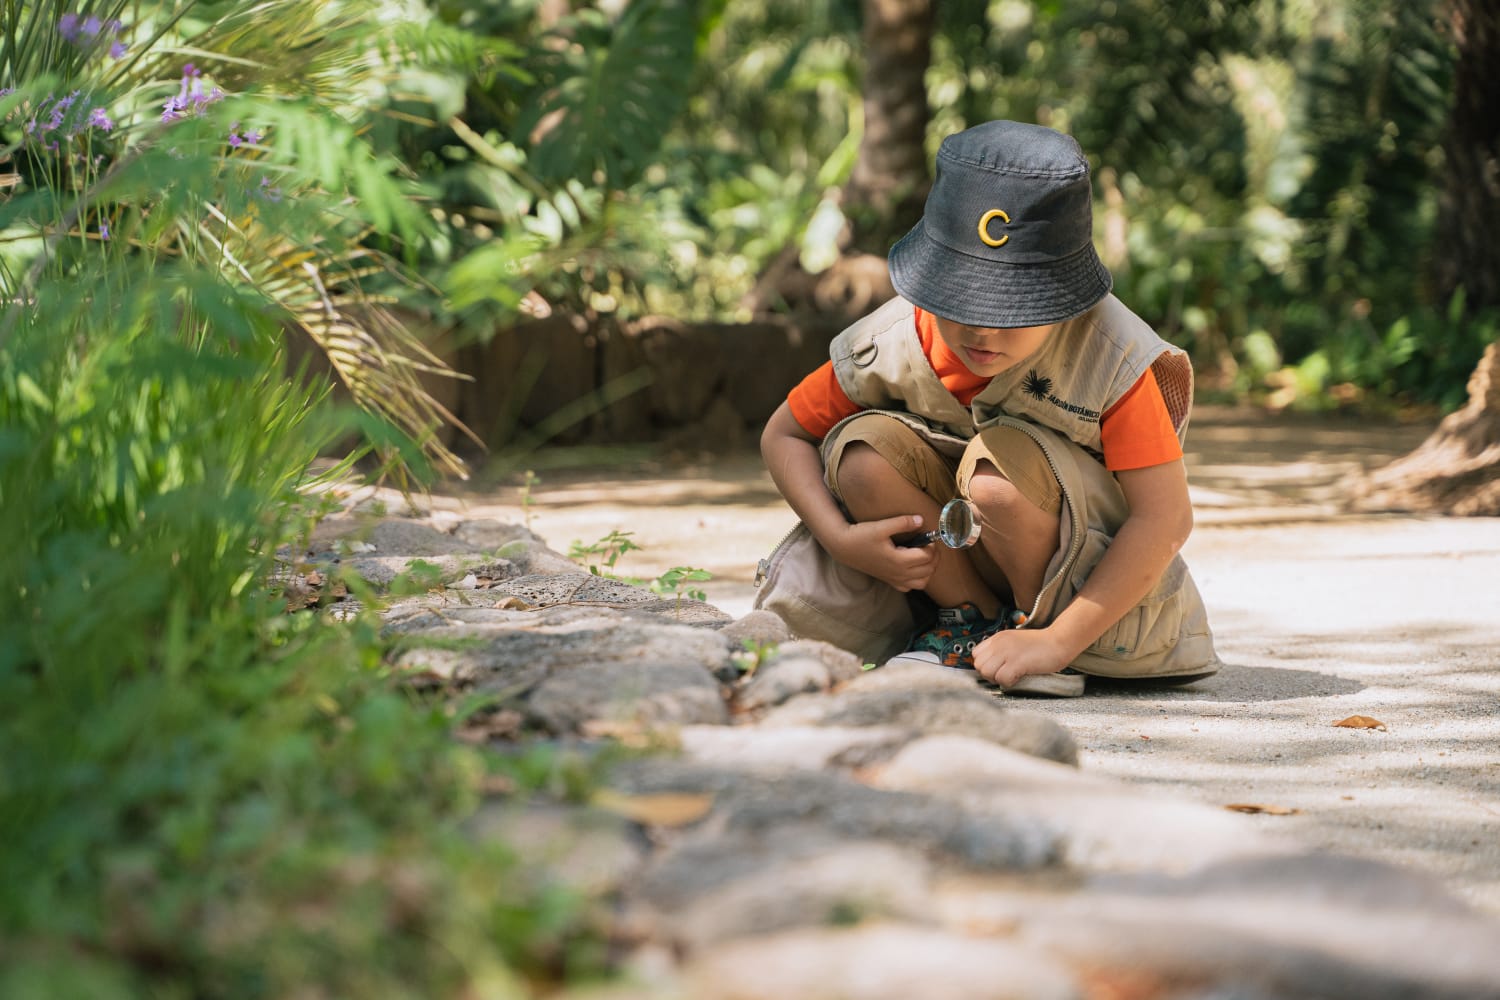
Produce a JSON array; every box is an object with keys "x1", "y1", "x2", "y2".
[{"x1": 978, "y1": 208, "x2": 1010, "y2": 247}]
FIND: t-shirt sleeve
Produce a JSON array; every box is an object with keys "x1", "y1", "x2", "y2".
[
  {"x1": 1100, "y1": 366, "x2": 1184, "y2": 471},
  {"x1": 786, "y1": 361, "x2": 863, "y2": 440}
]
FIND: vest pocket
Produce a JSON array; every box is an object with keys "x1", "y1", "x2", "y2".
[{"x1": 1070, "y1": 529, "x2": 1188, "y2": 661}]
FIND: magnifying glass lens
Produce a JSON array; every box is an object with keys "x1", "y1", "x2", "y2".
[{"x1": 937, "y1": 499, "x2": 981, "y2": 549}]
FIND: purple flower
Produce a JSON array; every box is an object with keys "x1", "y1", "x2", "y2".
[
  {"x1": 228, "y1": 131, "x2": 242, "y2": 147},
  {"x1": 99, "y1": 220, "x2": 110, "y2": 240},
  {"x1": 109, "y1": 40, "x2": 127, "y2": 59},
  {"x1": 162, "y1": 96, "x2": 184, "y2": 122},
  {"x1": 58, "y1": 13, "x2": 80, "y2": 40},
  {"x1": 257, "y1": 176, "x2": 283, "y2": 203},
  {"x1": 81, "y1": 15, "x2": 102, "y2": 36},
  {"x1": 89, "y1": 107, "x2": 113, "y2": 131},
  {"x1": 244, "y1": 129, "x2": 262, "y2": 144}
]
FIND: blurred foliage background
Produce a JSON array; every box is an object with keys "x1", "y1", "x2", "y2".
[
  {"x1": 409, "y1": 0, "x2": 1492, "y2": 414},
  {"x1": 1, "y1": 0, "x2": 1494, "y2": 996}
]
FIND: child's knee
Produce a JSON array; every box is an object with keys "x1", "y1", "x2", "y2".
[
  {"x1": 831, "y1": 441, "x2": 896, "y2": 496},
  {"x1": 966, "y1": 462, "x2": 1031, "y2": 516}
]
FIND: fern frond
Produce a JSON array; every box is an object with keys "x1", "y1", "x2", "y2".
[{"x1": 516, "y1": 0, "x2": 702, "y2": 189}]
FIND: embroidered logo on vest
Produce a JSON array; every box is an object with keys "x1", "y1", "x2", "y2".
[
  {"x1": 1022, "y1": 369, "x2": 1102, "y2": 423},
  {"x1": 1021, "y1": 369, "x2": 1052, "y2": 400}
]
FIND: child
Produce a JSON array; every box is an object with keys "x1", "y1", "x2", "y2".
[{"x1": 756, "y1": 120, "x2": 1219, "y2": 696}]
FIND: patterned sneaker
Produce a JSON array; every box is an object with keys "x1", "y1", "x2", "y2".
[{"x1": 887, "y1": 603, "x2": 1005, "y2": 670}]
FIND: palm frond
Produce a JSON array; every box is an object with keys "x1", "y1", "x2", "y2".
[{"x1": 193, "y1": 197, "x2": 474, "y2": 480}]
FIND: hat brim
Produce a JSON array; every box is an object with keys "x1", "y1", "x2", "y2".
[{"x1": 888, "y1": 220, "x2": 1113, "y2": 328}]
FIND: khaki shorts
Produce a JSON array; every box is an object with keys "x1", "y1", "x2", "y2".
[{"x1": 823, "y1": 412, "x2": 1062, "y2": 516}]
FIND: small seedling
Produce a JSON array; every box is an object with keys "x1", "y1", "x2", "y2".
[
  {"x1": 568, "y1": 530, "x2": 642, "y2": 578},
  {"x1": 731, "y1": 639, "x2": 779, "y2": 677},
  {"x1": 519, "y1": 469, "x2": 541, "y2": 529},
  {"x1": 650, "y1": 566, "x2": 712, "y2": 617}
]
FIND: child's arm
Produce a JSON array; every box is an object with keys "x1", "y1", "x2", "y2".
[
  {"x1": 760, "y1": 401, "x2": 939, "y2": 593},
  {"x1": 972, "y1": 458, "x2": 1194, "y2": 684}
]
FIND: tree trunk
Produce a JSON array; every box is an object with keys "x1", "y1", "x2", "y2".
[
  {"x1": 1350, "y1": 0, "x2": 1500, "y2": 515},
  {"x1": 743, "y1": 0, "x2": 932, "y2": 321},
  {"x1": 1351, "y1": 342, "x2": 1500, "y2": 514},
  {"x1": 1431, "y1": 0, "x2": 1500, "y2": 310},
  {"x1": 843, "y1": 0, "x2": 934, "y2": 253}
]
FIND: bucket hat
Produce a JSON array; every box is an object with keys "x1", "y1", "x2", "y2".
[{"x1": 888, "y1": 120, "x2": 1112, "y2": 329}]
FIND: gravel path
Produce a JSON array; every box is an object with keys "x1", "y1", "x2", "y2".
[{"x1": 451, "y1": 406, "x2": 1500, "y2": 915}]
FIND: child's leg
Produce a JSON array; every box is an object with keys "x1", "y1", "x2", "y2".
[
  {"x1": 824, "y1": 414, "x2": 1002, "y2": 619},
  {"x1": 957, "y1": 426, "x2": 1063, "y2": 616}
]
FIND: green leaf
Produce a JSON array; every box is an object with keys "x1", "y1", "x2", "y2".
[{"x1": 516, "y1": 0, "x2": 702, "y2": 189}]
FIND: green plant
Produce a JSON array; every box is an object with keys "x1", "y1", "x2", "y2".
[
  {"x1": 0, "y1": 2, "x2": 607, "y2": 995},
  {"x1": 519, "y1": 468, "x2": 541, "y2": 529},
  {"x1": 568, "y1": 530, "x2": 643, "y2": 578},
  {"x1": 650, "y1": 565, "x2": 713, "y2": 616},
  {"x1": 731, "y1": 638, "x2": 779, "y2": 677}
]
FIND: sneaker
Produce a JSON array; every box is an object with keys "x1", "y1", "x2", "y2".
[
  {"x1": 990, "y1": 668, "x2": 1086, "y2": 698},
  {"x1": 887, "y1": 603, "x2": 1005, "y2": 669}
]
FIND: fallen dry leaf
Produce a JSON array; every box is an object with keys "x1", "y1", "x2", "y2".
[
  {"x1": 592, "y1": 790, "x2": 714, "y2": 827},
  {"x1": 491, "y1": 596, "x2": 535, "y2": 610},
  {"x1": 1224, "y1": 803, "x2": 1301, "y2": 815},
  {"x1": 1333, "y1": 715, "x2": 1388, "y2": 731}
]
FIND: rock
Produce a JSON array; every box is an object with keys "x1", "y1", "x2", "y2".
[
  {"x1": 527, "y1": 660, "x2": 730, "y2": 734},
  {"x1": 678, "y1": 924, "x2": 1082, "y2": 1000},
  {"x1": 716, "y1": 609, "x2": 793, "y2": 648},
  {"x1": 762, "y1": 660, "x2": 1079, "y2": 766},
  {"x1": 344, "y1": 553, "x2": 473, "y2": 588},
  {"x1": 677, "y1": 724, "x2": 912, "y2": 772},
  {"x1": 628, "y1": 826, "x2": 936, "y2": 951},
  {"x1": 383, "y1": 605, "x2": 737, "y2": 733},
  {"x1": 608, "y1": 759, "x2": 1059, "y2": 871},
  {"x1": 494, "y1": 539, "x2": 582, "y2": 577},
  {"x1": 983, "y1": 854, "x2": 1500, "y2": 1000},
  {"x1": 453, "y1": 518, "x2": 543, "y2": 551},
  {"x1": 366, "y1": 519, "x2": 484, "y2": 557},
  {"x1": 867, "y1": 734, "x2": 1290, "y2": 874},
  {"x1": 734, "y1": 639, "x2": 864, "y2": 713},
  {"x1": 465, "y1": 799, "x2": 646, "y2": 897},
  {"x1": 485, "y1": 572, "x2": 732, "y2": 626}
]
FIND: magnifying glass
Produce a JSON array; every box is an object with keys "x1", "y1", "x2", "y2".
[{"x1": 895, "y1": 498, "x2": 981, "y2": 549}]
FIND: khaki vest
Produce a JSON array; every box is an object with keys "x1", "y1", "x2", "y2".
[
  {"x1": 828, "y1": 295, "x2": 1195, "y2": 453},
  {"x1": 755, "y1": 296, "x2": 1221, "y2": 680}
]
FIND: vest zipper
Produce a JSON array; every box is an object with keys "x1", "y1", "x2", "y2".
[{"x1": 754, "y1": 521, "x2": 805, "y2": 587}]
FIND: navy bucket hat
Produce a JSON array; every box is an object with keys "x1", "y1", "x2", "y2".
[{"x1": 888, "y1": 120, "x2": 1113, "y2": 329}]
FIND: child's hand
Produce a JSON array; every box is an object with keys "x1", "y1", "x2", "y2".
[
  {"x1": 972, "y1": 628, "x2": 1071, "y2": 686},
  {"x1": 828, "y1": 514, "x2": 939, "y2": 593}
]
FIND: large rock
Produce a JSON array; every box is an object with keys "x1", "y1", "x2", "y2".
[
  {"x1": 678, "y1": 924, "x2": 1081, "y2": 1000},
  {"x1": 607, "y1": 759, "x2": 1059, "y2": 871},
  {"x1": 762, "y1": 660, "x2": 1079, "y2": 766}
]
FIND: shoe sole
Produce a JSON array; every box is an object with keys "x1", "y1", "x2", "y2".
[
  {"x1": 992, "y1": 672, "x2": 1086, "y2": 698},
  {"x1": 884, "y1": 651, "x2": 944, "y2": 668}
]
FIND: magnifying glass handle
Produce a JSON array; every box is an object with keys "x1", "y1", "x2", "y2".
[{"x1": 893, "y1": 529, "x2": 939, "y2": 548}]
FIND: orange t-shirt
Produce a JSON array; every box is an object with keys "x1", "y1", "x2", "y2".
[{"x1": 787, "y1": 307, "x2": 1183, "y2": 472}]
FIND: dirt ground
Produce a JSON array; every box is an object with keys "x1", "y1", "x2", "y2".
[{"x1": 444, "y1": 406, "x2": 1500, "y2": 915}]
